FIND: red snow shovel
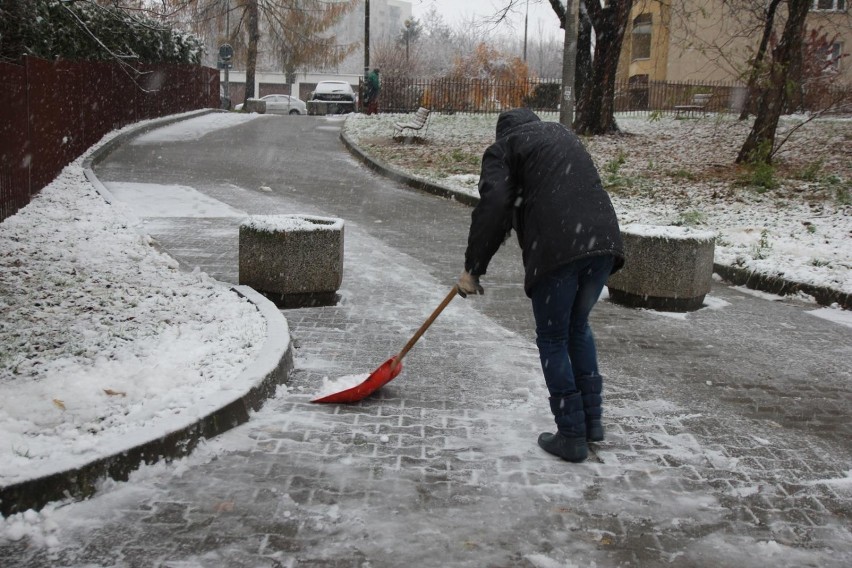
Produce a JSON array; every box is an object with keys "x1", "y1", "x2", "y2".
[{"x1": 312, "y1": 285, "x2": 459, "y2": 403}]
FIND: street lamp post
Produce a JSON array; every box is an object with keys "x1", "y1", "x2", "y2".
[
  {"x1": 523, "y1": 0, "x2": 529, "y2": 62},
  {"x1": 224, "y1": 2, "x2": 230, "y2": 99},
  {"x1": 364, "y1": 0, "x2": 370, "y2": 111},
  {"x1": 404, "y1": 19, "x2": 411, "y2": 63},
  {"x1": 364, "y1": 0, "x2": 370, "y2": 77}
]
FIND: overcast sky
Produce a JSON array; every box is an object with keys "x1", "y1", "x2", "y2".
[{"x1": 410, "y1": 0, "x2": 561, "y2": 39}]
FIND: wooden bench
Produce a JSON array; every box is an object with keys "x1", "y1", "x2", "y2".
[
  {"x1": 674, "y1": 93, "x2": 712, "y2": 118},
  {"x1": 393, "y1": 107, "x2": 431, "y2": 138}
]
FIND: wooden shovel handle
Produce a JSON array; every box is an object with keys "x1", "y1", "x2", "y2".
[{"x1": 392, "y1": 285, "x2": 459, "y2": 370}]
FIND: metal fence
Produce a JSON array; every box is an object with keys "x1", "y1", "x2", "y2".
[
  {"x1": 0, "y1": 56, "x2": 219, "y2": 222},
  {"x1": 372, "y1": 76, "x2": 851, "y2": 116}
]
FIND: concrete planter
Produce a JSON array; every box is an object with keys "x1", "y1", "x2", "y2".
[
  {"x1": 607, "y1": 224, "x2": 716, "y2": 312},
  {"x1": 239, "y1": 215, "x2": 344, "y2": 307}
]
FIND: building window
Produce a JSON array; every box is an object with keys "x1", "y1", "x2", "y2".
[
  {"x1": 812, "y1": 0, "x2": 846, "y2": 11},
  {"x1": 823, "y1": 42, "x2": 843, "y2": 72},
  {"x1": 632, "y1": 14, "x2": 652, "y2": 61}
]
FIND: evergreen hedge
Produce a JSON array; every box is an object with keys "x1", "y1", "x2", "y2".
[{"x1": 0, "y1": 0, "x2": 203, "y2": 65}]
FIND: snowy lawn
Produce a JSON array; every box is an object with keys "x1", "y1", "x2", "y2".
[{"x1": 344, "y1": 112, "x2": 852, "y2": 296}]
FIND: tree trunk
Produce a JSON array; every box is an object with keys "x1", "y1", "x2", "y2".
[
  {"x1": 244, "y1": 0, "x2": 259, "y2": 102},
  {"x1": 573, "y1": 6, "x2": 593, "y2": 127},
  {"x1": 737, "y1": 0, "x2": 810, "y2": 164},
  {"x1": 558, "y1": 0, "x2": 579, "y2": 126},
  {"x1": 574, "y1": 0, "x2": 631, "y2": 135},
  {"x1": 739, "y1": 0, "x2": 783, "y2": 120}
]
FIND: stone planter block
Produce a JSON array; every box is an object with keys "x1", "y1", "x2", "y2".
[
  {"x1": 239, "y1": 215, "x2": 344, "y2": 307},
  {"x1": 307, "y1": 100, "x2": 355, "y2": 115},
  {"x1": 607, "y1": 224, "x2": 716, "y2": 312}
]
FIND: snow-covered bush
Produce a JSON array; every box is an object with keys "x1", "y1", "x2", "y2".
[{"x1": 0, "y1": 0, "x2": 203, "y2": 65}]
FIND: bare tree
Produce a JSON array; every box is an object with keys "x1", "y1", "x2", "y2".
[
  {"x1": 372, "y1": 35, "x2": 417, "y2": 77},
  {"x1": 265, "y1": 2, "x2": 356, "y2": 81},
  {"x1": 737, "y1": 0, "x2": 811, "y2": 164},
  {"x1": 546, "y1": 0, "x2": 631, "y2": 134},
  {"x1": 527, "y1": 19, "x2": 564, "y2": 79},
  {"x1": 160, "y1": 0, "x2": 355, "y2": 103},
  {"x1": 664, "y1": 0, "x2": 770, "y2": 84},
  {"x1": 739, "y1": 0, "x2": 785, "y2": 119},
  {"x1": 404, "y1": 5, "x2": 455, "y2": 76}
]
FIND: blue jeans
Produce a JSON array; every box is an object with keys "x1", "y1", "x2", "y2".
[{"x1": 530, "y1": 256, "x2": 614, "y2": 398}]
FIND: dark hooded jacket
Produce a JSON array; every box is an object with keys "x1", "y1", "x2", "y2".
[{"x1": 464, "y1": 108, "x2": 624, "y2": 296}]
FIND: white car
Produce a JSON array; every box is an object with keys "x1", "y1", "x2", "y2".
[{"x1": 235, "y1": 94, "x2": 307, "y2": 115}]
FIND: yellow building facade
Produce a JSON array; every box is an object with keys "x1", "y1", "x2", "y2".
[{"x1": 617, "y1": 0, "x2": 851, "y2": 88}]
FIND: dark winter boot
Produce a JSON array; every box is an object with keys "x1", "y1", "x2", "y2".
[
  {"x1": 576, "y1": 374, "x2": 604, "y2": 442},
  {"x1": 538, "y1": 393, "x2": 588, "y2": 463}
]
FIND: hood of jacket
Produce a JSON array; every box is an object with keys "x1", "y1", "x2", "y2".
[{"x1": 495, "y1": 108, "x2": 541, "y2": 140}]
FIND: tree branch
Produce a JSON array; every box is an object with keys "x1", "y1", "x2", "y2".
[{"x1": 59, "y1": 2, "x2": 160, "y2": 93}]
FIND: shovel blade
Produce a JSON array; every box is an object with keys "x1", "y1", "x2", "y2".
[{"x1": 311, "y1": 357, "x2": 402, "y2": 403}]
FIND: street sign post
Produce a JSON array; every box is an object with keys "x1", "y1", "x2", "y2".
[
  {"x1": 218, "y1": 44, "x2": 233, "y2": 62},
  {"x1": 219, "y1": 44, "x2": 233, "y2": 108}
]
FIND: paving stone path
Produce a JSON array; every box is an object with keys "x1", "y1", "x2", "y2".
[{"x1": 3, "y1": 115, "x2": 850, "y2": 567}]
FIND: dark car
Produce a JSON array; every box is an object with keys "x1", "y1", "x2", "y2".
[
  {"x1": 308, "y1": 81, "x2": 357, "y2": 114},
  {"x1": 310, "y1": 81, "x2": 356, "y2": 103}
]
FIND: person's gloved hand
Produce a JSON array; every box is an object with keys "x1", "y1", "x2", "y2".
[{"x1": 457, "y1": 270, "x2": 484, "y2": 298}]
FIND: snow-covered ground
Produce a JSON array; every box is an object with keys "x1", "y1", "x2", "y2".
[
  {"x1": 344, "y1": 112, "x2": 852, "y2": 296},
  {"x1": 0, "y1": 109, "x2": 850, "y2": 526},
  {"x1": 0, "y1": 113, "x2": 272, "y2": 487}
]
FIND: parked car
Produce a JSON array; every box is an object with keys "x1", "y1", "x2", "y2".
[
  {"x1": 308, "y1": 81, "x2": 357, "y2": 114},
  {"x1": 309, "y1": 81, "x2": 356, "y2": 103},
  {"x1": 234, "y1": 94, "x2": 307, "y2": 115}
]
